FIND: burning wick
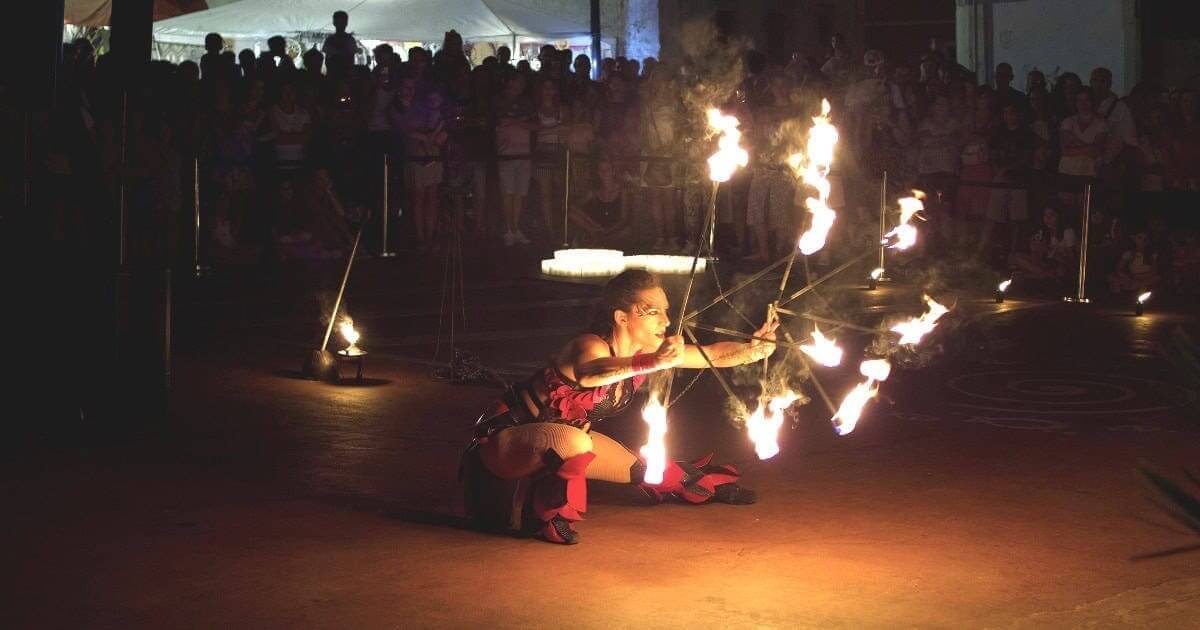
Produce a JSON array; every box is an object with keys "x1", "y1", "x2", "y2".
[
  {"x1": 868, "y1": 267, "x2": 884, "y2": 289},
  {"x1": 800, "y1": 325, "x2": 843, "y2": 367},
  {"x1": 791, "y1": 99, "x2": 840, "y2": 256},
  {"x1": 882, "y1": 191, "x2": 926, "y2": 250},
  {"x1": 640, "y1": 397, "x2": 668, "y2": 485},
  {"x1": 746, "y1": 391, "x2": 801, "y2": 460},
  {"x1": 890, "y1": 294, "x2": 950, "y2": 346},
  {"x1": 831, "y1": 359, "x2": 892, "y2": 436},
  {"x1": 996, "y1": 278, "x2": 1012, "y2": 303},
  {"x1": 1135, "y1": 291, "x2": 1151, "y2": 316},
  {"x1": 338, "y1": 320, "x2": 361, "y2": 354}
]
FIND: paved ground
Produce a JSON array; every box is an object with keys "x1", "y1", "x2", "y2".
[{"x1": 5, "y1": 245, "x2": 1199, "y2": 629}]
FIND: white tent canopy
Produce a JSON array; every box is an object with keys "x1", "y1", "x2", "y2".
[{"x1": 152, "y1": 0, "x2": 594, "y2": 46}]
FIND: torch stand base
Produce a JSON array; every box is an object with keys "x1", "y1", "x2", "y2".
[
  {"x1": 377, "y1": 251, "x2": 397, "y2": 258},
  {"x1": 303, "y1": 349, "x2": 340, "y2": 382},
  {"x1": 1062, "y1": 297, "x2": 1091, "y2": 304}
]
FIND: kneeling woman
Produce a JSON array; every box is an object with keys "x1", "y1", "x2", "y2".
[{"x1": 462, "y1": 269, "x2": 778, "y2": 544}]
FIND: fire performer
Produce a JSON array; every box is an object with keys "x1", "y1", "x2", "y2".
[{"x1": 461, "y1": 269, "x2": 778, "y2": 544}]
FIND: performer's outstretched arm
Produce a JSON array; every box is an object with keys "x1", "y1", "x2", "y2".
[{"x1": 562, "y1": 335, "x2": 683, "y2": 389}]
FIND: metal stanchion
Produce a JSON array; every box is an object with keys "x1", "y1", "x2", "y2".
[
  {"x1": 1063, "y1": 183, "x2": 1092, "y2": 304},
  {"x1": 118, "y1": 90, "x2": 128, "y2": 267},
  {"x1": 379, "y1": 153, "x2": 396, "y2": 257},
  {"x1": 192, "y1": 158, "x2": 208, "y2": 277},
  {"x1": 561, "y1": 149, "x2": 571, "y2": 247},
  {"x1": 875, "y1": 170, "x2": 889, "y2": 283},
  {"x1": 163, "y1": 267, "x2": 172, "y2": 385}
]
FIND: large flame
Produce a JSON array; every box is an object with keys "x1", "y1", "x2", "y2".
[
  {"x1": 883, "y1": 191, "x2": 925, "y2": 250},
  {"x1": 706, "y1": 109, "x2": 749, "y2": 183},
  {"x1": 640, "y1": 396, "x2": 669, "y2": 484},
  {"x1": 1137, "y1": 291, "x2": 1152, "y2": 304},
  {"x1": 890, "y1": 294, "x2": 950, "y2": 346},
  {"x1": 791, "y1": 99, "x2": 840, "y2": 256},
  {"x1": 998, "y1": 278, "x2": 1012, "y2": 292},
  {"x1": 800, "y1": 325, "x2": 843, "y2": 367},
  {"x1": 746, "y1": 391, "x2": 801, "y2": 460},
  {"x1": 339, "y1": 319, "x2": 360, "y2": 348},
  {"x1": 871, "y1": 267, "x2": 885, "y2": 280}
]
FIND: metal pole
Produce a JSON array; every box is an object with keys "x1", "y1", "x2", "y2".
[
  {"x1": 119, "y1": 90, "x2": 128, "y2": 266},
  {"x1": 561, "y1": 148, "x2": 571, "y2": 247},
  {"x1": 877, "y1": 169, "x2": 887, "y2": 278},
  {"x1": 163, "y1": 267, "x2": 172, "y2": 383},
  {"x1": 320, "y1": 225, "x2": 365, "y2": 352},
  {"x1": 192, "y1": 157, "x2": 207, "y2": 276},
  {"x1": 590, "y1": 0, "x2": 602, "y2": 79},
  {"x1": 379, "y1": 153, "x2": 396, "y2": 257},
  {"x1": 1066, "y1": 183, "x2": 1092, "y2": 303},
  {"x1": 23, "y1": 111, "x2": 31, "y2": 212}
]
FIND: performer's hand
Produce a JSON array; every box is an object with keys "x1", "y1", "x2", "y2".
[
  {"x1": 749, "y1": 311, "x2": 780, "y2": 358},
  {"x1": 654, "y1": 334, "x2": 685, "y2": 369}
]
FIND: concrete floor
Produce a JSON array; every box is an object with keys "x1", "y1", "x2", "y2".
[{"x1": 5, "y1": 249, "x2": 1199, "y2": 629}]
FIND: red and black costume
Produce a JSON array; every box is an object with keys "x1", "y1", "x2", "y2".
[{"x1": 462, "y1": 340, "x2": 755, "y2": 544}]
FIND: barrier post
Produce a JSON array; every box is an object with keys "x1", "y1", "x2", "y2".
[
  {"x1": 1064, "y1": 183, "x2": 1092, "y2": 303},
  {"x1": 379, "y1": 153, "x2": 396, "y2": 257}
]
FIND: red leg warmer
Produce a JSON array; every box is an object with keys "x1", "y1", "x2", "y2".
[{"x1": 531, "y1": 451, "x2": 595, "y2": 544}]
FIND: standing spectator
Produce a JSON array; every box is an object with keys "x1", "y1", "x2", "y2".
[
  {"x1": 531, "y1": 79, "x2": 569, "y2": 239},
  {"x1": 390, "y1": 79, "x2": 446, "y2": 249},
  {"x1": 238, "y1": 49, "x2": 257, "y2": 80},
  {"x1": 494, "y1": 73, "x2": 533, "y2": 245},
  {"x1": 268, "y1": 36, "x2": 296, "y2": 72},
  {"x1": 1026, "y1": 69, "x2": 1047, "y2": 96},
  {"x1": 986, "y1": 103, "x2": 1036, "y2": 261},
  {"x1": 433, "y1": 30, "x2": 471, "y2": 86},
  {"x1": 956, "y1": 96, "x2": 995, "y2": 249},
  {"x1": 200, "y1": 32, "x2": 224, "y2": 81},
  {"x1": 496, "y1": 45, "x2": 512, "y2": 67},
  {"x1": 322, "y1": 11, "x2": 358, "y2": 79},
  {"x1": 1138, "y1": 105, "x2": 1171, "y2": 193},
  {"x1": 1090, "y1": 67, "x2": 1138, "y2": 191},
  {"x1": 1057, "y1": 89, "x2": 1108, "y2": 207},
  {"x1": 266, "y1": 82, "x2": 312, "y2": 173},
  {"x1": 640, "y1": 65, "x2": 682, "y2": 251},
  {"x1": 993, "y1": 62, "x2": 1027, "y2": 114},
  {"x1": 745, "y1": 72, "x2": 796, "y2": 262},
  {"x1": 1170, "y1": 89, "x2": 1200, "y2": 191},
  {"x1": 1051, "y1": 72, "x2": 1082, "y2": 123}
]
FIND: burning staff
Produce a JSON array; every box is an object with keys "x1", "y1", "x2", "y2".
[{"x1": 882, "y1": 191, "x2": 926, "y2": 251}]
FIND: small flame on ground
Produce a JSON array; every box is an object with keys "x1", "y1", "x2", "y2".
[
  {"x1": 871, "y1": 267, "x2": 884, "y2": 280},
  {"x1": 706, "y1": 109, "x2": 749, "y2": 183},
  {"x1": 791, "y1": 99, "x2": 840, "y2": 256},
  {"x1": 800, "y1": 325, "x2": 843, "y2": 367},
  {"x1": 746, "y1": 391, "x2": 801, "y2": 460},
  {"x1": 998, "y1": 278, "x2": 1012, "y2": 292},
  {"x1": 640, "y1": 396, "x2": 669, "y2": 484},
  {"x1": 890, "y1": 294, "x2": 950, "y2": 346},
  {"x1": 339, "y1": 319, "x2": 360, "y2": 347},
  {"x1": 883, "y1": 191, "x2": 926, "y2": 250},
  {"x1": 1137, "y1": 291, "x2": 1152, "y2": 304}
]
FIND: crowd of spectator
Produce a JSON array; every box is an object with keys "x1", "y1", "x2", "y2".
[{"x1": 22, "y1": 13, "x2": 1200, "y2": 299}]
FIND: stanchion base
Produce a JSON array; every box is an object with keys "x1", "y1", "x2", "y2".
[
  {"x1": 378, "y1": 251, "x2": 397, "y2": 258},
  {"x1": 1062, "y1": 296, "x2": 1090, "y2": 304},
  {"x1": 193, "y1": 264, "x2": 210, "y2": 278}
]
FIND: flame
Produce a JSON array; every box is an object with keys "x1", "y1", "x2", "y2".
[
  {"x1": 339, "y1": 319, "x2": 360, "y2": 348},
  {"x1": 1137, "y1": 291, "x2": 1151, "y2": 304},
  {"x1": 831, "y1": 379, "x2": 878, "y2": 436},
  {"x1": 883, "y1": 191, "x2": 925, "y2": 250},
  {"x1": 859, "y1": 358, "x2": 892, "y2": 382},
  {"x1": 792, "y1": 99, "x2": 840, "y2": 256},
  {"x1": 639, "y1": 396, "x2": 669, "y2": 484},
  {"x1": 746, "y1": 391, "x2": 801, "y2": 459},
  {"x1": 800, "y1": 325, "x2": 843, "y2": 367},
  {"x1": 998, "y1": 278, "x2": 1012, "y2": 292},
  {"x1": 706, "y1": 109, "x2": 749, "y2": 183},
  {"x1": 889, "y1": 294, "x2": 950, "y2": 346},
  {"x1": 828, "y1": 359, "x2": 892, "y2": 436},
  {"x1": 871, "y1": 267, "x2": 884, "y2": 280}
]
